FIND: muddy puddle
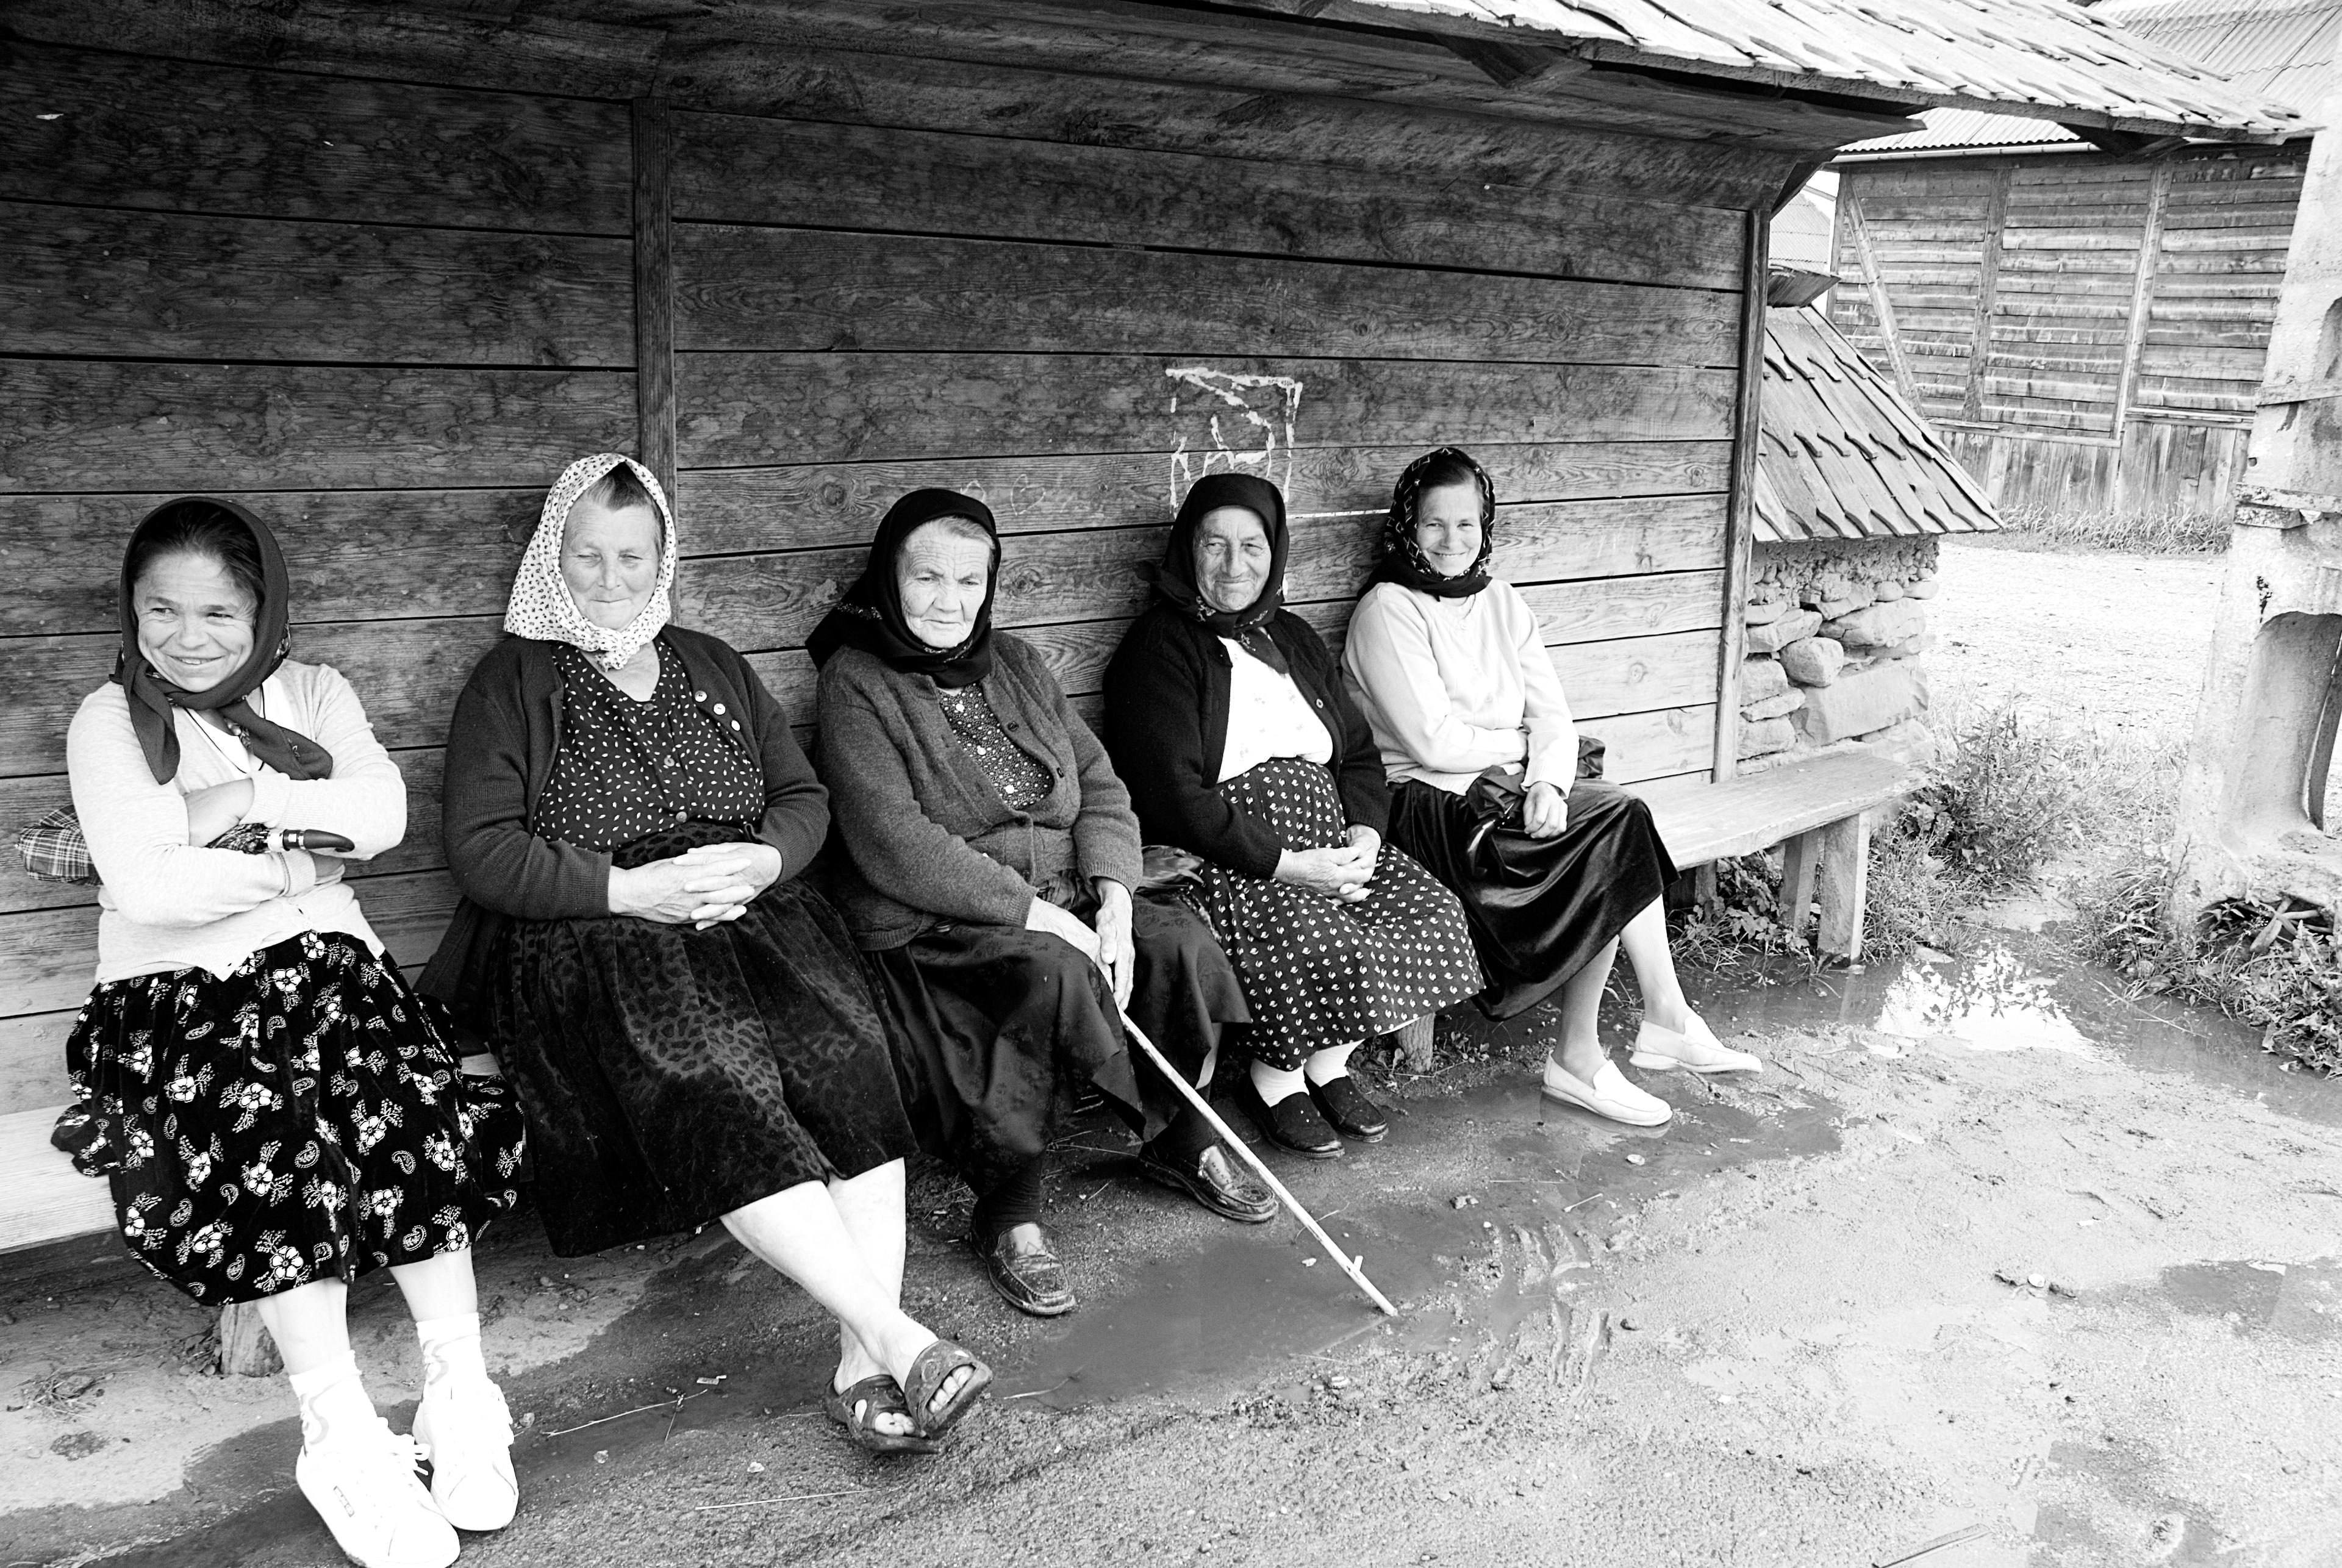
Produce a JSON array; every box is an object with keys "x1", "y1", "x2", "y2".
[{"x1": 1683, "y1": 934, "x2": 2342, "y2": 1128}]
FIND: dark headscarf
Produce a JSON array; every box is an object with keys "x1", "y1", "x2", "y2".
[
  {"x1": 806, "y1": 488, "x2": 1001, "y2": 689},
  {"x1": 1152, "y1": 472, "x2": 1291, "y2": 674},
  {"x1": 114, "y1": 498, "x2": 334, "y2": 786},
  {"x1": 1373, "y1": 446, "x2": 1497, "y2": 599}
]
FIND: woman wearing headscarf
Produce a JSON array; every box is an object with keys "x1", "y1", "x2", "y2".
[
  {"x1": 421, "y1": 454, "x2": 987, "y2": 1459},
  {"x1": 1101, "y1": 473, "x2": 1484, "y2": 1160},
  {"x1": 62, "y1": 498, "x2": 525, "y2": 1568},
  {"x1": 812, "y1": 489, "x2": 1269, "y2": 1320},
  {"x1": 1343, "y1": 447, "x2": 1763, "y2": 1129}
]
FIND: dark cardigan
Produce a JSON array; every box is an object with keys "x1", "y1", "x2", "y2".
[
  {"x1": 417, "y1": 626, "x2": 828, "y2": 1023},
  {"x1": 1101, "y1": 603, "x2": 1391, "y2": 881},
  {"x1": 815, "y1": 635, "x2": 1144, "y2": 950}
]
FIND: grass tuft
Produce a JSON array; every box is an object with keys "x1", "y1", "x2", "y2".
[{"x1": 1991, "y1": 503, "x2": 2229, "y2": 556}]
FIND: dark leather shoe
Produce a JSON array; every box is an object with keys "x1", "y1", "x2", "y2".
[
  {"x1": 1235, "y1": 1078, "x2": 1344, "y2": 1160},
  {"x1": 1308, "y1": 1074, "x2": 1389, "y2": 1142},
  {"x1": 1139, "y1": 1142, "x2": 1277, "y2": 1223},
  {"x1": 979, "y1": 1223, "x2": 1075, "y2": 1317}
]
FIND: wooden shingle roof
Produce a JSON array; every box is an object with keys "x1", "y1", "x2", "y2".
[
  {"x1": 1756, "y1": 301, "x2": 2002, "y2": 542},
  {"x1": 1315, "y1": 0, "x2": 2305, "y2": 140}
]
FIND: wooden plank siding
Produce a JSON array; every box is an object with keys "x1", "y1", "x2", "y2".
[
  {"x1": 1833, "y1": 143, "x2": 2307, "y2": 518},
  {"x1": 0, "y1": 16, "x2": 1758, "y2": 1090}
]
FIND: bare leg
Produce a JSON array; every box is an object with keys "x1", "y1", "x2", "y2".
[
  {"x1": 387, "y1": 1248, "x2": 479, "y2": 1322},
  {"x1": 256, "y1": 1277, "x2": 353, "y2": 1376},
  {"x1": 722, "y1": 1180, "x2": 968, "y2": 1425},
  {"x1": 1549, "y1": 937, "x2": 1620, "y2": 1081},
  {"x1": 826, "y1": 1160, "x2": 909, "y2": 1423},
  {"x1": 1616, "y1": 897, "x2": 1692, "y2": 1032}
]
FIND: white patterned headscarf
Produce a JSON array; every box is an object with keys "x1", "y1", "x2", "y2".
[{"x1": 504, "y1": 453, "x2": 677, "y2": 671}]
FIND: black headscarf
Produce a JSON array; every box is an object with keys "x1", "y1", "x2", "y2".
[
  {"x1": 1152, "y1": 472, "x2": 1291, "y2": 674},
  {"x1": 114, "y1": 498, "x2": 334, "y2": 786},
  {"x1": 1373, "y1": 446, "x2": 1497, "y2": 600},
  {"x1": 806, "y1": 488, "x2": 1001, "y2": 689}
]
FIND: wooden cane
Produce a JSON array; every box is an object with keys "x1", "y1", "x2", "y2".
[{"x1": 1116, "y1": 1011, "x2": 1399, "y2": 1317}]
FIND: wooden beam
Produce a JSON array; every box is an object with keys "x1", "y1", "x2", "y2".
[
  {"x1": 1816, "y1": 811, "x2": 1872, "y2": 961},
  {"x1": 1779, "y1": 827, "x2": 1823, "y2": 945},
  {"x1": 1842, "y1": 195, "x2": 1924, "y2": 408},
  {"x1": 631, "y1": 96, "x2": 676, "y2": 503},
  {"x1": 1711, "y1": 205, "x2": 1768, "y2": 784},
  {"x1": 2110, "y1": 159, "x2": 2174, "y2": 488},
  {"x1": 1961, "y1": 165, "x2": 2014, "y2": 423}
]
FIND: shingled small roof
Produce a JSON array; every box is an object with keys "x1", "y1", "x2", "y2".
[
  {"x1": 1756, "y1": 295, "x2": 2002, "y2": 542},
  {"x1": 1318, "y1": 0, "x2": 2304, "y2": 139}
]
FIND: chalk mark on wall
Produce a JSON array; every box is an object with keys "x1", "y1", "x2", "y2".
[{"x1": 1166, "y1": 367, "x2": 1303, "y2": 500}]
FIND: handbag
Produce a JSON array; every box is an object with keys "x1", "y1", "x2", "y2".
[{"x1": 1459, "y1": 736, "x2": 1608, "y2": 868}]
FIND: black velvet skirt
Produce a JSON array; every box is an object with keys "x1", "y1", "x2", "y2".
[
  {"x1": 1386, "y1": 777, "x2": 1678, "y2": 1022},
  {"x1": 490, "y1": 844, "x2": 917, "y2": 1258},
  {"x1": 867, "y1": 893, "x2": 1244, "y2": 1193}
]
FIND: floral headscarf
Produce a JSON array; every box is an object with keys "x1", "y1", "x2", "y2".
[
  {"x1": 503, "y1": 453, "x2": 677, "y2": 670},
  {"x1": 1373, "y1": 446, "x2": 1497, "y2": 600}
]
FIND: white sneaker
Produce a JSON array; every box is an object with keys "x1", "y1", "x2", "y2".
[
  {"x1": 296, "y1": 1419, "x2": 460, "y2": 1568},
  {"x1": 1628, "y1": 1014, "x2": 1764, "y2": 1075},
  {"x1": 414, "y1": 1375, "x2": 518, "y2": 1532},
  {"x1": 1541, "y1": 1058, "x2": 1673, "y2": 1126}
]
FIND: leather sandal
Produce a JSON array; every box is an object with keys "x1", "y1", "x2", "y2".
[
  {"x1": 1306, "y1": 1075, "x2": 1389, "y2": 1142},
  {"x1": 1139, "y1": 1141, "x2": 1277, "y2": 1223},
  {"x1": 901, "y1": 1340, "x2": 993, "y2": 1440},
  {"x1": 822, "y1": 1375, "x2": 939, "y2": 1456},
  {"x1": 979, "y1": 1222, "x2": 1076, "y2": 1317},
  {"x1": 1234, "y1": 1077, "x2": 1343, "y2": 1160}
]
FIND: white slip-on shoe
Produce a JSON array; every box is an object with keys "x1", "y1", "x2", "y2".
[
  {"x1": 295, "y1": 1418, "x2": 461, "y2": 1568},
  {"x1": 413, "y1": 1375, "x2": 518, "y2": 1533},
  {"x1": 1541, "y1": 1057, "x2": 1673, "y2": 1126},
  {"x1": 1628, "y1": 1014, "x2": 1764, "y2": 1075}
]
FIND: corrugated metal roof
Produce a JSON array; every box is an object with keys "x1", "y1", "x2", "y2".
[
  {"x1": 1324, "y1": 0, "x2": 2304, "y2": 139},
  {"x1": 1840, "y1": 0, "x2": 2336, "y2": 153},
  {"x1": 1756, "y1": 304, "x2": 2002, "y2": 543}
]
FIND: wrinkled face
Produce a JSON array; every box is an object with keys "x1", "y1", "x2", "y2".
[
  {"x1": 135, "y1": 551, "x2": 257, "y2": 693},
  {"x1": 1414, "y1": 480, "x2": 1485, "y2": 579},
  {"x1": 895, "y1": 519, "x2": 994, "y2": 651},
  {"x1": 561, "y1": 498, "x2": 664, "y2": 631},
  {"x1": 1193, "y1": 506, "x2": 1272, "y2": 615}
]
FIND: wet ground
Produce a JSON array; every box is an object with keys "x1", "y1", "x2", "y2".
[{"x1": 4, "y1": 933, "x2": 2339, "y2": 1567}]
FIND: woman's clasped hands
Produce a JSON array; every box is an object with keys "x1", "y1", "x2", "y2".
[
  {"x1": 610, "y1": 842, "x2": 784, "y2": 928},
  {"x1": 1275, "y1": 824, "x2": 1379, "y2": 903},
  {"x1": 1025, "y1": 879, "x2": 1136, "y2": 1007}
]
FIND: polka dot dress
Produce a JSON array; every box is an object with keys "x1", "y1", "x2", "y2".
[
  {"x1": 1189, "y1": 757, "x2": 1484, "y2": 1069},
  {"x1": 538, "y1": 640, "x2": 763, "y2": 851},
  {"x1": 936, "y1": 683, "x2": 1053, "y2": 809}
]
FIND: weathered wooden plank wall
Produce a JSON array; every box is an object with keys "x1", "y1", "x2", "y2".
[
  {"x1": 1831, "y1": 145, "x2": 2305, "y2": 519},
  {"x1": 0, "y1": 4, "x2": 1770, "y2": 1114}
]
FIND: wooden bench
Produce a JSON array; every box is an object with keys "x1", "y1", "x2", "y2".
[{"x1": 1629, "y1": 748, "x2": 1914, "y2": 961}]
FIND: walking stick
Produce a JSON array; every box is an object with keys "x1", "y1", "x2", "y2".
[{"x1": 1115, "y1": 1010, "x2": 1399, "y2": 1317}]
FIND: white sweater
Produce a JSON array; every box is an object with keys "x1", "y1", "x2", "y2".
[
  {"x1": 1342, "y1": 579, "x2": 1578, "y2": 796},
  {"x1": 66, "y1": 660, "x2": 407, "y2": 984}
]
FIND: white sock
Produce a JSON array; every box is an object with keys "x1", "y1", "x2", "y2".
[
  {"x1": 288, "y1": 1352, "x2": 376, "y2": 1451},
  {"x1": 1303, "y1": 1042, "x2": 1359, "y2": 1087},
  {"x1": 415, "y1": 1312, "x2": 489, "y2": 1395},
  {"x1": 1250, "y1": 1059, "x2": 1308, "y2": 1105}
]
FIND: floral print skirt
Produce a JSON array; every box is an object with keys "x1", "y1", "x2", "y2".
[{"x1": 63, "y1": 930, "x2": 525, "y2": 1306}]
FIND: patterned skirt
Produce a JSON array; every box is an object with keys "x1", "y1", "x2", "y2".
[
  {"x1": 63, "y1": 930, "x2": 525, "y2": 1306},
  {"x1": 490, "y1": 875, "x2": 919, "y2": 1257},
  {"x1": 1190, "y1": 758, "x2": 1484, "y2": 1069}
]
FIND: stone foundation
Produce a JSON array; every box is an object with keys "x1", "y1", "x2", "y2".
[{"x1": 1738, "y1": 538, "x2": 1939, "y2": 770}]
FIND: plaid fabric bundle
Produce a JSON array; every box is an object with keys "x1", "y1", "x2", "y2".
[{"x1": 17, "y1": 809, "x2": 98, "y2": 885}]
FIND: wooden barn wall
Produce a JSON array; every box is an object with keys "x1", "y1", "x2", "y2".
[
  {"x1": 0, "y1": 26, "x2": 1755, "y2": 1115},
  {"x1": 1832, "y1": 146, "x2": 2304, "y2": 518}
]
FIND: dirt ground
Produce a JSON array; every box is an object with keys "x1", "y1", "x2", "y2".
[{"x1": 6, "y1": 539, "x2": 2340, "y2": 1568}]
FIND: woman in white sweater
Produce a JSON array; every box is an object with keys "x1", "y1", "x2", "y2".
[
  {"x1": 63, "y1": 500, "x2": 524, "y2": 1568},
  {"x1": 1342, "y1": 448, "x2": 1762, "y2": 1128}
]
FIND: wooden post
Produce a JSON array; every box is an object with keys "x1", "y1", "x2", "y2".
[
  {"x1": 1842, "y1": 194, "x2": 1924, "y2": 409},
  {"x1": 1815, "y1": 813, "x2": 1872, "y2": 961},
  {"x1": 2109, "y1": 160, "x2": 2173, "y2": 479},
  {"x1": 1960, "y1": 165, "x2": 2014, "y2": 423},
  {"x1": 219, "y1": 1300, "x2": 281, "y2": 1377},
  {"x1": 1711, "y1": 204, "x2": 1770, "y2": 785},
  {"x1": 1779, "y1": 826, "x2": 1823, "y2": 945},
  {"x1": 631, "y1": 97, "x2": 676, "y2": 504}
]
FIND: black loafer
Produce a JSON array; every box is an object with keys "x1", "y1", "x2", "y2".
[
  {"x1": 978, "y1": 1222, "x2": 1075, "y2": 1317},
  {"x1": 1308, "y1": 1074, "x2": 1389, "y2": 1142},
  {"x1": 1235, "y1": 1078, "x2": 1344, "y2": 1160},
  {"x1": 1139, "y1": 1141, "x2": 1277, "y2": 1223}
]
